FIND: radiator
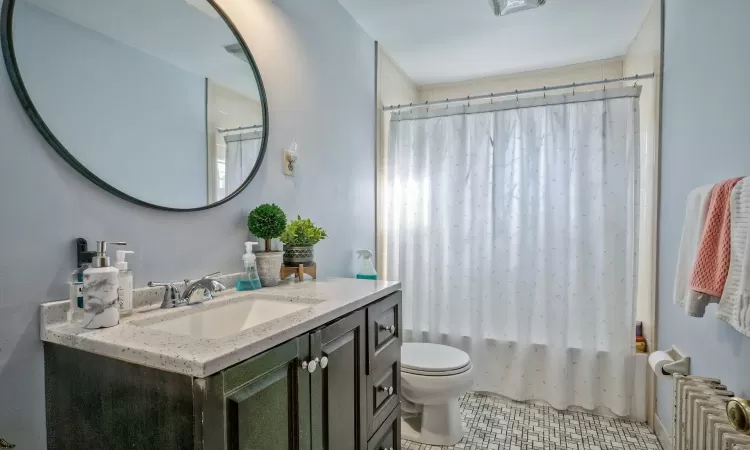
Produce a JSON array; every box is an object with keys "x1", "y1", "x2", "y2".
[{"x1": 673, "y1": 374, "x2": 750, "y2": 450}]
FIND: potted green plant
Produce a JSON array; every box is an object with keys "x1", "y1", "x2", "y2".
[
  {"x1": 247, "y1": 203, "x2": 287, "y2": 286},
  {"x1": 280, "y1": 216, "x2": 328, "y2": 267}
]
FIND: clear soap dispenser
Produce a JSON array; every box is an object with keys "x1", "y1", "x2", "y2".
[
  {"x1": 237, "y1": 241, "x2": 262, "y2": 291},
  {"x1": 83, "y1": 241, "x2": 125, "y2": 329}
]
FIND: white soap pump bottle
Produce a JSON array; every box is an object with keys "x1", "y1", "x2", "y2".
[
  {"x1": 115, "y1": 249, "x2": 135, "y2": 317},
  {"x1": 83, "y1": 241, "x2": 125, "y2": 329}
]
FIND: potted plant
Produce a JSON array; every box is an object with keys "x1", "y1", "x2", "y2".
[
  {"x1": 280, "y1": 216, "x2": 327, "y2": 267},
  {"x1": 247, "y1": 203, "x2": 287, "y2": 286}
]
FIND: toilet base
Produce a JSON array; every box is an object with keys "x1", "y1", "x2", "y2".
[{"x1": 400, "y1": 398, "x2": 465, "y2": 446}]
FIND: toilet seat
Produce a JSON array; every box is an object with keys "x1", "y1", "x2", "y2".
[{"x1": 401, "y1": 343, "x2": 471, "y2": 376}]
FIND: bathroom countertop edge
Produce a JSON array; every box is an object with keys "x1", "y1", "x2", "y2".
[{"x1": 40, "y1": 278, "x2": 401, "y2": 378}]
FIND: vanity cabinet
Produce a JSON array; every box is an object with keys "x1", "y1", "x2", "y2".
[
  {"x1": 45, "y1": 290, "x2": 402, "y2": 450},
  {"x1": 311, "y1": 310, "x2": 367, "y2": 450},
  {"x1": 210, "y1": 336, "x2": 312, "y2": 450}
]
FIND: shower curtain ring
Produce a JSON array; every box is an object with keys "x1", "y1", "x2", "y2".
[
  {"x1": 466, "y1": 96, "x2": 470, "y2": 108},
  {"x1": 515, "y1": 90, "x2": 519, "y2": 103},
  {"x1": 490, "y1": 94, "x2": 494, "y2": 105},
  {"x1": 572, "y1": 83, "x2": 576, "y2": 96},
  {"x1": 603, "y1": 79, "x2": 607, "y2": 92},
  {"x1": 543, "y1": 86, "x2": 546, "y2": 99},
  {"x1": 446, "y1": 99, "x2": 449, "y2": 110},
  {"x1": 634, "y1": 74, "x2": 639, "y2": 87}
]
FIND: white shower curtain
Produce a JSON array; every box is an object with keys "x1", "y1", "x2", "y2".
[
  {"x1": 381, "y1": 87, "x2": 640, "y2": 416},
  {"x1": 224, "y1": 131, "x2": 262, "y2": 194}
]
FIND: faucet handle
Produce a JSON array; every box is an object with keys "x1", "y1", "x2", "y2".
[
  {"x1": 210, "y1": 279, "x2": 227, "y2": 292},
  {"x1": 148, "y1": 282, "x2": 183, "y2": 309},
  {"x1": 184, "y1": 272, "x2": 222, "y2": 286}
]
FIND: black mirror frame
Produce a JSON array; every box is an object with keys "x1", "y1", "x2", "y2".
[{"x1": 0, "y1": 0, "x2": 269, "y2": 212}]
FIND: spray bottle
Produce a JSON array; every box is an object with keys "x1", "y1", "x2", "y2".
[{"x1": 355, "y1": 249, "x2": 377, "y2": 280}]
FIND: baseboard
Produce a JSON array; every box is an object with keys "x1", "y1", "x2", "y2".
[{"x1": 655, "y1": 413, "x2": 672, "y2": 450}]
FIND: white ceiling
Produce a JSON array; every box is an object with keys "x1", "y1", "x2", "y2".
[
  {"x1": 337, "y1": 0, "x2": 655, "y2": 85},
  {"x1": 22, "y1": 0, "x2": 261, "y2": 100}
]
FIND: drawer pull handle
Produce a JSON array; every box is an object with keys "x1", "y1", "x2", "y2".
[
  {"x1": 378, "y1": 385, "x2": 394, "y2": 396},
  {"x1": 301, "y1": 358, "x2": 319, "y2": 373},
  {"x1": 379, "y1": 324, "x2": 396, "y2": 333},
  {"x1": 320, "y1": 356, "x2": 329, "y2": 369}
]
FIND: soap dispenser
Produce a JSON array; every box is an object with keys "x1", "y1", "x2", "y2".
[
  {"x1": 115, "y1": 249, "x2": 135, "y2": 317},
  {"x1": 83, "y1": 241, "x2": 125, "y2": 329},
  {"x1": 237, "y1": 241, "x2": 262, "y2": 291}
]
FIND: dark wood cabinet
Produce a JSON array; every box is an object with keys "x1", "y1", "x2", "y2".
[
  {"x1": 311, "y1": 310, "x2": 367, "y2": 450},
  {"x1": 222, "y1": 336, "x2": 311, "y2": 450},
  {"x1": 367, "y1": 407, "x2": 401, "y2": 450},
  {"x1": 45, "y1": 291, "x2": 401, "y2": 450}
]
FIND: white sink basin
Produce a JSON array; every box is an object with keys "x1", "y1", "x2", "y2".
[{"x1": 138, "y1": 296, "x2": 313, "y2": 340}]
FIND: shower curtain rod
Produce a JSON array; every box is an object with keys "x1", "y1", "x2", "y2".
[
  {"x1": 217, "y1": 124, "x2": 263, "y2": 133},
  {"x1": 384, "y1": 72, "x2": 655, "y2": 112}
]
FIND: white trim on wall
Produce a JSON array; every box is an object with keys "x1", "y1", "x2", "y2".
[{"x1": 655, "y1": 413, "x2": 673, "y2": 450}]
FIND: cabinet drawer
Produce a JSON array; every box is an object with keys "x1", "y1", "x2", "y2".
[
  {"x1": 367, "y1": 291, "x2": 401, "y2": 374},
  {"x1": 367, "y1": 406, "x2": 401, "y2": 450},
  {"x1": 367, "y1": 357, "x2": 400, "y2": 436}
]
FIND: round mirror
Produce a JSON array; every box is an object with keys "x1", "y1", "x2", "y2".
[{"x1": 1, "y1": 0, "x2": 268, "y2": 211}]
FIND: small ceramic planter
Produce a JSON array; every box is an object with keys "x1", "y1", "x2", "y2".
[
  {"x1": 283, "y1": 245, "x2": 315, "y2": 267},
  {"x1": 255, "y1": 251, "x2": 283, "y2": 286}
]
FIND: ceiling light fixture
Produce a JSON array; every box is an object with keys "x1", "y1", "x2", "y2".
[
  {"x1": 224, "y1": 44, "x2": 249, "y2": 64},
  {"x1": 489, "y1": 0, "x2": 546, "y2": 16}
]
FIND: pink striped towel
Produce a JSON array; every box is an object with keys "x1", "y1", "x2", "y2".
[{"x1": 689, "y1": 177, "x2": 744, "y2": 297}]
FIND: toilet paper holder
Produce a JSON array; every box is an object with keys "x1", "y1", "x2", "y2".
[{"x1": 661, "y1": 346, "x2": 690, "y2": 375}]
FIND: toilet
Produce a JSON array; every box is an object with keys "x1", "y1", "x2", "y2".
[{"x1": 400, "y1": 343, "x2": 474, "y2": 446}]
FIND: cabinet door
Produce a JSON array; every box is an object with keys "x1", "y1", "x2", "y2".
[
  {"x1": 223, "y1": 336, "x2": 312, "y2": 450},
  {"x1": 311, "y1": 310, "x2": 367, "y2": 450}
]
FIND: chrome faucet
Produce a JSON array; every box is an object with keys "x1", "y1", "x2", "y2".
[
  {"x1": 148, "y1": 272, "x2": 227, "y2": 309},
  {"x1": 182, "y1": 272, "x2": 227, "y2": 304}
]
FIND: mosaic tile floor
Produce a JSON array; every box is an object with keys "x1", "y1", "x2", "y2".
[{"x1": 401, "y1": 392, "x2": 662, "y2": 450}]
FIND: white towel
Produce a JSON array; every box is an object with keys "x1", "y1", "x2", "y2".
[
  {"x1": 674, "y1": 185, "x2": 716, "y2": 316},
  {"x1": 718, "y1": 177, "x2": 750, "y2": 336}
]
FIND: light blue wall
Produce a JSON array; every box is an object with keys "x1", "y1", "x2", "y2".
[
  {"x1": 13, "y1": 2, "x2": 208, "y2": 208},
  {"x1": 0, "y1": 0, "x2": 375, "y2": 446},
  {"x1": 657, "y1": 0, "x2": 750, "y2": 430}
]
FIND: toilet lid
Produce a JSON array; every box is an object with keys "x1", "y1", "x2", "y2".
[{"x1": 401, "y1": 343, "x2": 471, "y2": 374}]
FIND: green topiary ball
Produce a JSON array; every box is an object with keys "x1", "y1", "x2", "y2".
[{"x1": 247, "y1": 203, "x2": 287, "y2": 242}]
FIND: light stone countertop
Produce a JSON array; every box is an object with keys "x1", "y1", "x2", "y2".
[{"x1": 40, "y1": 278, "x2": 401, "y2": 378}]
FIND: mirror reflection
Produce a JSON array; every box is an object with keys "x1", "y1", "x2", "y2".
[{"x1": 10, "y1": 0, "x2": 266, "y2": 209}]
